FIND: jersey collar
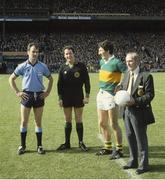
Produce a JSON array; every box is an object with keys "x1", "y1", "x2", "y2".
[
  {"x1": 103, "y1": 55, "x2": 115, "y2": 64},
  {"x1": 27, "y1": 59, "x2": 39, "y2": 66}
]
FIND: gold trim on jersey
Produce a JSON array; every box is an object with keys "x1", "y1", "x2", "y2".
[{"x1": 99, "y1": 70, "x2": 121, "y2": 83}]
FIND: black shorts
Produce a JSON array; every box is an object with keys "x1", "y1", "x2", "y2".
[
  {"x1": 21, "y1": 91, "x2": 45, "y2": 108},
  {"x1": 62, "y1": 94, "x2": 84, "y2": 108}
]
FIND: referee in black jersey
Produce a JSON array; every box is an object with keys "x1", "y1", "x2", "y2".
[{"x1": 57, "y1": 46, "x2": 91, "y2": 151}]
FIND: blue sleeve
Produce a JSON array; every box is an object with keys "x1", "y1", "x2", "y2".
[
  {"x1": 14, "y1": 64, "x2": 24, "y2": 76},
  {"x1": 43, "y1": 64, "x2": 51, "y2": 77}
]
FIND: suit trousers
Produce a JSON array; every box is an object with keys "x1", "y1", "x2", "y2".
[{"x1": 124, "y1": 107, "x2": 149, "y2": 170}]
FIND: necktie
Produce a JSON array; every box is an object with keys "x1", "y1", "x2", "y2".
[{"x1": 127, "y1": 72, "x2": 134, "y2": 95}]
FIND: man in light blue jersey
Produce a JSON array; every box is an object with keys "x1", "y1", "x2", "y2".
[{"x1": 9, "y1": 42, "x2": 53, "y2": 155}]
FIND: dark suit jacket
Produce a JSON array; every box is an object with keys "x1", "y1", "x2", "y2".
[{"x1": 120, "y1": 69, "x2": 155, "y2": 125}]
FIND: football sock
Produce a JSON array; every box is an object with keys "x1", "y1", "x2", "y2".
[
  {"x1": 35, "y1": 127, "x2": 42, "y2": 147},
  {"x1": 116, "y1": 144, "x2": 123, "y2": 151},
  {"x1": 76, "y1": 122, "x2": 83, "y2": 142},
  {"x1": 104, "y1": 141, "x2": 112, "y2": 150},
  {"x1": 20, "y1": 127, "x2": 27, "y2": 148},
  {"x1": 65, "y1": 122, "x2": 72, "y2": 145}
]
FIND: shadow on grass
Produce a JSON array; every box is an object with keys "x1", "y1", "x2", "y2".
[
  {"x1": 46, "y1": 146, "x2": 129, "y2": 157},
  {"x1": 119, "y1": 146, "x2": 165, "y2": 173},
  {"x1": 23, "y1": 146, "x2": 165, "y2": 173},
  {"x1": 24, "y1": 146, "x2": 164, "y2": 157},
  {"x1": 148, "y1": 146, "x2": 165, "y2": 173},
  {"x1": 25, "y1": 150, "x2": 38, "y2": 154},
  {"x1": 149, "y1": 146, "x2": 165, "y2": 158},
  {"x1": 149, "y1": 164, "x2": 165, "y2": 173},
  {"x1": 117, "y1": 146, "x2": 165, "y2": 159},
  {"x1": 45, "y1": 146, "x2": 102, "y2": 154}
]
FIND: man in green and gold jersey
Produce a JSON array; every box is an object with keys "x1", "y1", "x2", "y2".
[{"x1": 96, "y1": 40, "x2": 127, "y2": 159}]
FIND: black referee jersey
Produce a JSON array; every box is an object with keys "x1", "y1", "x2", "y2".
[{"x1": 57, "y1": 61, "x2": 90, "y2": 100}]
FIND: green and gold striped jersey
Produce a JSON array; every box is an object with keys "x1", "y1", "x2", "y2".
[{"x1": 99, "y1": 56, "x2": 127, "y2": 95}]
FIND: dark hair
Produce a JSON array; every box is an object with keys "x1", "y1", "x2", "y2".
[
  {"x1": 62, "y1": 45, "x2": 75, "y2": 54},
  {"x1": 27, "y1": 42, "x2": 39, "y2": 51},
  {"x1": 98, "y1": 40, "x2": 113, "y2": 54}
]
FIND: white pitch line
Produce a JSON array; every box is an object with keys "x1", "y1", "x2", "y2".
[
  {"x1": 98, "y1": 132, "x2": 142, "y2": 178},
  {"x1": 115, "y1": 158, "x2": 142, "y2": 179},
  {"x1": 155, "y1": 89, "x2": 165, "y2": 95}
]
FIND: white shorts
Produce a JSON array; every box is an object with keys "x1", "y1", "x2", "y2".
[{"x1": 96, "y1": 89, "x2": 116, "y2": 110}]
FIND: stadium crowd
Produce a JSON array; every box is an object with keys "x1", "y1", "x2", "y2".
[
  {"x1": 0, "y1": 0, "x2": 165, "y2": 16},
  {"x1": 51, "y1": 0, "x2": 165, "y2": 16},
  {"x1": 0, "y1": 31, "x2": 165, "y2": 73},
  {"x1": 0, "y1": 0, "x2": 49, "y2": 17}
]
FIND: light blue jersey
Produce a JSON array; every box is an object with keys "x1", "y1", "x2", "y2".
[{"x1": 14, "y1": 60, "x2": 51, "y2": 92}]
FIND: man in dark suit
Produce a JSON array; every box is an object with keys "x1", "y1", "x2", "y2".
[{"x1": 119, "y1": 52, "x2": 155, "y2": 175}]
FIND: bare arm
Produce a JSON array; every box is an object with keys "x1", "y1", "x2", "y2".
[
  {"x1": 9, "y1": 73, "x2": 19, "y2": 94},
  {"x1": 9, "y1": 73, "x2": 28, "y2": 100},
  {"x1": 40, "y1": 75, "x2": 53, "y2": 99}
]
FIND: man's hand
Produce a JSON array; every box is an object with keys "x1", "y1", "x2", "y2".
[
  {"x1": 58, "y1": 100, "x2": 63, "y2": 107},
  {"x1": 114, "y1": 84, "x2": 122, "y2": 93},
  {"x1": 126, "y1": 97, "x2": 135, "y2": 106},
  {"x1": 40, "y1": 91, "x2": 50, "y2": 99},
  {"x1": 83, "y1": 97, "x2": 89, "y2": 104},
  {"x1": 16, "y1": 91, "x2": 29, "y2": 100}
]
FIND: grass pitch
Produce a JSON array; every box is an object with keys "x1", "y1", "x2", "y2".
[{"x1": 0, "y1": 73, "x2": 165, "y2": 179}]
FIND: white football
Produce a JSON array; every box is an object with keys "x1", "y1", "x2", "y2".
[{"x1": 114, "y1": 90, "x2": 130, "y2": 106}]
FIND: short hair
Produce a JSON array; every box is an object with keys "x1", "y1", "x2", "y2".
[
  {"x1": 98, "y1": 40, "x2": 113, "y2": 54},
  {"x1": 63, "y1": 45, "x2": 75, "y2": 54},
  {"x1": 126, "y1": 52, "x2": 139, "y2": 63},
  {"x1": 27, "y1": 42, "x2": 39, "y2": 51}
]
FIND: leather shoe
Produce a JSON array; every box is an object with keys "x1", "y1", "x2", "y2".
[
  {"x1": 37, "y1": 146, "x2": 46, "y2": 154},
  {"x1": 136, "y1": 168, "x2": 149, "y2": 175},
  {"x1": 79, "y1": 142, "x2": 88, "y2": 151},
  {"x1": 123, "y1": 165, "x2": 138, "y2": 170},
  {"x1": 56, "y1": 143, "x2": 71, "y2": 150},
  {"x1": 96, "y1": 148, "x2": 112, "y2": 156},
  {"x1": 110, "y1": 150, "x2": 123, "y2": 160},
  {"x1": 17, "y1": 145, "x2": 26, "y2": 155}
]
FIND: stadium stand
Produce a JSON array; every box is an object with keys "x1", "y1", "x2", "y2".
[
  {"x1": 0, "y1": 0, "x2": 165, "y2": 73},
  {"x1": 0, "y1": 31, "x2": 165, "y2": 73},
  {"x1": 0, "y1": 0, "x2": 165, "y2": 16},
  {"x1": 51, "y1": 0, "x2": 165, "y2": 16},
  {"x1": 0, "y1": 0, "x2": 50, "y2": 17}
]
